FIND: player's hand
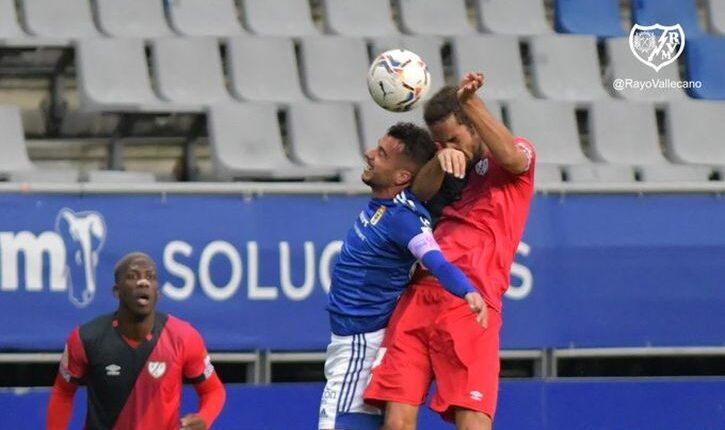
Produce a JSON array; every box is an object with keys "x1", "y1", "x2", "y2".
[
  {"x1": 464, "y1": 292, "x2": 488, "y2": 329},
  {"x1": 457, "y1": 72, "x2": 484, "y2": 103},
  {"x1": 181, "y1": 414, "x2": 207, "y2": 430},
  {"x1": 437, "y1": 148, "x2": 468, "y2": 178}
]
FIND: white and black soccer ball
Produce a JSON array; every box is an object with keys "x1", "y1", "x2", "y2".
[{"x1": 367, "y1": 49, "x2": 431, "y2": 112}]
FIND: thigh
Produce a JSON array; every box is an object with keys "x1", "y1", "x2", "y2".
[
  {"x1": 429, "y1": 304, "x2": 502, "y2": 422},
  {"x1": 320, "y1": 330, "x2": 384, "y2": 430}
]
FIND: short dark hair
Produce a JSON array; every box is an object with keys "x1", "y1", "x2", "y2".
[
  {"x1": 386, "y1": 122, "x2": 436, "y2": 168},
  {"x1": 423, "y1": 85, "x2": 471, "y2": 127},
  {"x1": 114, "y1": 252, "x2": 154, "y2": 283}
]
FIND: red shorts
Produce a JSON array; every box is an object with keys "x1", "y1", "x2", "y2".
[{"x1": 364, "y1": 280, "x2": 502, "y2": 422}]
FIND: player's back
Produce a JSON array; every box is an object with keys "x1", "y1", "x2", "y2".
[
  {"x1": 434, "y1": 137, "x2": 536, "y2": 310},
  {"x1": 328, "y1": 189, "x2": 432, "y2": 336}
]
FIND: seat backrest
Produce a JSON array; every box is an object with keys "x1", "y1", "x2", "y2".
[
  {"x1": 566, "y1": 164, "x2": 635, "y2": 182},
  {"x1": 589, "y1": 100, "x2": 664, "y2": 165},
  {"x1": 554, "y1": 0, "x2": 625, "y2": 37},
  {"x1": 477, "y1": 0, "x2": 552, "y2": 35},
  {"x1": 507, "y1": 100, "x2": 587, "y2": 164},
  {"x1": 76, "y1": 38, "x2": 158, "y2": 107},
  {"x1": 322, "y1": 0, "x2": 398, "y2": 37},
  {"x1": 631, "y1": 0, "x2": 703, "y2": 38},
  {"x1": 639, "y1": 165, "x2": 712, "y2": 182},
  {"x1": 0, "y1": 0, "x2": 24, "y2": 37},
  {"x1": 398, "y1": 0, "x2": 474, "y2": 36},
  {"x1": 371, "y1": 36, "x2": 446, "y2": 95},
  {"x1": 666, "y1": 100, "x2": 725, "y2": 164},
  {"x1": 21, "y1": 0, "x2": 99, "y2": 38},
  {"x1": 534, "y1": 163, "x2": 563, "y2": 183},
  {"x1": 299, "y1": 36, "x2": 370, "y2": 102},
  {"x1": 288, "y1": 102, "x2": 361, "y2": 169},
  {"x1": 453, "y1": 35, "x2": 531, "y2": 100},
  {"x1": 685, "y1": 37, "x2": 725, "y2": 100},
  {"x1": 95, "y1": 0, "x2": 172, "y2": 37},
  {"x1": 208, "y1": 103, "x2": 292, "y2": 172},
  {"x1": 151, "y1": 37, "x2": 229, "y2": 104},
  {"x1": 242, "y1": 0, "x2": 319, "y2": 36},
  {"x1": 0, "y1": 105, "x2": 33, "y2": 171},
  {"x1": 168, "y1": 0, "x2": 245, "y2": 37},
  {"x1": 605, "y1": 37, "x2": 686, "y2": 101},
  {"x1": 707, "y1": 0, "x2": 725, "y2": 34},
  {"x1": 531, "y1": 35, "x2": 609, "y2": 101},
  {"x1": 356, "y1": 100, "x2": 424, "y2": 151},
  {"x1": 226, "y1": 36, "x2": 306, "y2": 103}
]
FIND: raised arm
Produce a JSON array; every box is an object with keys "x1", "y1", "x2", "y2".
[
  {"x1": 459, "y1": 73, "x2": 529, "y2": 175},
  {"x1": 411, "y1": 148, "x2": 468, "y2": 202}
]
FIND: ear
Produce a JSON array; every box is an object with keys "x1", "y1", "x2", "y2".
[{"x1": 395, "y1": 169, "x2": 413, "y2": 186}]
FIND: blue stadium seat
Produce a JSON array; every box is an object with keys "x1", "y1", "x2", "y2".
[
  {"x1": 555, "y1": 0, "x2": 625, "y2": 38},
  {"x1": 685, "y1": 37, "x2": 725, "y2": 99},
  {"x1": 631, "y1": 0, "x2": 704, "y2": 39}
]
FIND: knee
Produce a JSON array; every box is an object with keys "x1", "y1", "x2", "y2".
[
  {"x1": 381, "y1": 415, "x2": 416, "y2": 430},
  {"x1": 455, "y1": 410, "x2": 492, "y2": 430}
]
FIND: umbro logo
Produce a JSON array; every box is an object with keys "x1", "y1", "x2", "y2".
[
  {"x1": 105, "y1": 364, "x2": 121, "y2": 376},
  {"x1": 470, "y1": 390, "x2": 484, "y2": 402}
]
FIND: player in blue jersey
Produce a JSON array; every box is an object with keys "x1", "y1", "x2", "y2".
[{"x1": 318, "y1": 123, "x2": 487, "y2": 430}]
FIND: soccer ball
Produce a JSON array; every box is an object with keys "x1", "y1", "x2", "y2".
[{"x1": 367, "y1": 49, "x2": 431, "y2": 112}]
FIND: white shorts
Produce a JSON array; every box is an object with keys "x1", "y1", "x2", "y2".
[{"x1": 318, "y1": 328, "x2": 385, "y2": 430}]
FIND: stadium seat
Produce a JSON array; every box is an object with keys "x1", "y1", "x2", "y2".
[
  {"x1": 86, "y1": 171, "x2": 156, "y2": 183},
  {"x1": 322, "y1": 0, "x2": 398, "y2": 37},
  {"x1": 287, "y1": 102, "x2": 362, "y2": 170},
  {"x1": 299, "y1": 36, "x2": 370, "y2": 102},
  {"x1": 507, "y1": 100, "x2": 587, "y2": 165},
  {"x1": 475, "y1": 0, "x2": 552, "y2": 36},
  {"x1": 605, "y1": 37, "x2": 687, "y2": 101},
  {"x1": 21, "y1": 0, "x2": 100, "y2": 39},
  {"x1": 150, "y1": 37, "x2": 231, "y2": 105},
  {"x1": 226, "y1": 36, "x2": 306, "y2": 103},
  {"x1": 707, "y1": 0, "x2": 725, "y2": 34},
  {"x1": 95, "y1": 0, "x2": 172, "y2": 38},
  {"x1": 370, "y1": 36, "x2": 447, "y2": 95},
  {"x1": 534, "y1": 163, "x2": 563, "y2": 183},
  {"x1": 76, "y1": 38, "x2": 186, "y2": 112},
  {"x1": 685, "y1": 37, "x2": 725, "y2": 100},
  {"x1": 565, "y1": 164, "x2": 635, "y2": 182},
  {"x1": 208, "y1": 103, "x2": 335, "y2": 180},
  {"x1": 631, "y1": 0, "x2": 704, "y2": 39},
  {"x1": 242, "y1": 0, "x2": 319, "y2": 36},
  {"x1": 356, "y1": 100, "x2": 424, "y2": 152},
  {"x1": 555, "y1": 0, "x2": 626, "y2": 38},
  {"x1": 167, "y1": 0, "x2": 246, "y2": 37},
  {"x1": 0, "y1": 0, "x2": 28, "y2": 41},
  {"x1": 637, "y1": 164, "x2": 712, "y2": 182},
  {"x1": 666, "y1": 100, "x2": 725, "y2": 165},
  {"x1": 398, "y1": 0, "x2": 475, "y2": 36},
  {"x1": 453, "y1": 35, "x2": 532, "y2": 100},
  {"x1": 0, "y1": 105, "x2": 79, "y2": 182},
  {"x1": 531, "y1": 35, "x2": 610, "y2": 101}
]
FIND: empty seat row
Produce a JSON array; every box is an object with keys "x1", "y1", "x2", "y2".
[{"x1": 1, "y1": 0, "x2": 723, "y2": 42}]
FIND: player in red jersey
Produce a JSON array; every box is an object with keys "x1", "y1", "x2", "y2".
[
  {"x1": 47, "y1": 252, "x2": 226, "y2": 430},
  {"x1": 364, "y1": 72, "x2": 536, "y2": 430}
]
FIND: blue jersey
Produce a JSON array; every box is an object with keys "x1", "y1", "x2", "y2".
[{"x1": 327, "y1": 189, "x2": 433, "y2": 336}]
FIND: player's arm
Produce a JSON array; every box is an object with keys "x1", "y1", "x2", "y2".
[
  {"x1": 181, "y1": 328, "x2": 226, "y2": 430},
  {"x1": 390, "y1": 212, "x2": 488, "y2": 327},
  {"x1": 459, "y1": 72, "x2": 531, "y2": 175},
  {"x1": 411, "y1": 148, "x2": 468, "y2": 202},
  {"x1": 47, "y1": 329, "x2": 86, "y2": 430}
]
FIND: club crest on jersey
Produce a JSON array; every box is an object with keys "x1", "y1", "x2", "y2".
[
  {"x1": 370, "y1": 206, "x2": 386, "y2": 225},
  {"x1": 147, "y1": 361, "x2": 167, "y2": 379},
  {"x1": 475, "y1": 158, "x2": 489, "y2": 176}
]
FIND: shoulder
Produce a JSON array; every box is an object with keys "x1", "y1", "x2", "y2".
[
  {"x1": 514, "y1": 137, "x2": 536, "y2": 165},
  {"x1": 392, "y1": 189, "x2": 431, "y2": 221},
  {"x1": 165, "y1": 314, "x2": 203, "y2": 342}
]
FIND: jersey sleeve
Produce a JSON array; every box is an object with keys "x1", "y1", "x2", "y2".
[
  {"x1": 183, "y1": 326, "x2": 215, "y2": 384},
  {"x1": 514, "y1": 137, "x2": 536, "y2": 173},
  {"x1": 59, "y1": 327, "x2": 87, "y2": 384},
  {"x1": 388, "y1": 210, "x2": 438, "y2": 259}
]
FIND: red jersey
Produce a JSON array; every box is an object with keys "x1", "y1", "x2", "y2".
[
  {"x1": 430, "y1": 137, "x2": 535, "y2": 312},
  {"x1": 60, "y1": 313, "x2": 215, "y2": 430}
]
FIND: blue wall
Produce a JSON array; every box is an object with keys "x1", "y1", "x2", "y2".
[{"x1": 6, "y1": 379, "x2": 725, "y2": 429}]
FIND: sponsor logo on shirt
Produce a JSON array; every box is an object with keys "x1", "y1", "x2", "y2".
[
  {"x1": 147, "y1": 361, "x2": 167, "y2": 379},
  {"x1": 105, "y1": 364, "x2": 121, "y2": 376},
  {"x1": 203, "y1": 355, "x2": 214, "y2": 379},
  {"x1": 370, "y1": 206, "x2": 386, "y2": 225}
]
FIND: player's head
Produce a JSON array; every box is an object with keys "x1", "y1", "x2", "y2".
[
  {"x1": 424, "y1": 86, "x2": 484, "y2": 163},
  {"x1": 362, "y1": 122, "x2": 436, "y2": 192},
  {"x1": 113, "y1": 252, "x2": 159, "y2": 318}
]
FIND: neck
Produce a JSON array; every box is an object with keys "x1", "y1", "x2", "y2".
[
  {"x1": 372, "y1": 185, "x2": 405, "y2": 200},
  {"x1": 116, "y1": 307, "x2": 155, "y2": 340}
]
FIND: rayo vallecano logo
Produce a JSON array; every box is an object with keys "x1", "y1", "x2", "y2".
[{"x1": 629, "y1": 24, "x2": 685, "y2": 72}]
